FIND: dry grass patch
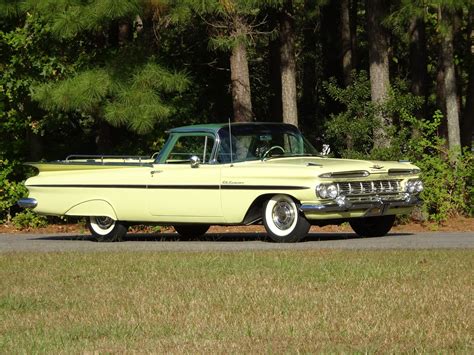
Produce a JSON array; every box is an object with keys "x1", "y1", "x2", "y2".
[{"x1": 0, "y1": 250, "x2": 472, "y2": 352}]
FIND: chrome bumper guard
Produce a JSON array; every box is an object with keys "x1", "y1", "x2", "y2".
[
  {"x1": 17, "y1": 198, "x2": 38, "y2": 209},
  {"x1": 300, "y1": 195, "x2": 421, "y2": 216}
]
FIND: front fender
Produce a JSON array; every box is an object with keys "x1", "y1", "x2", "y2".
[{"x1": 65, "y1": 199, "x2": 117, "y2": 219}]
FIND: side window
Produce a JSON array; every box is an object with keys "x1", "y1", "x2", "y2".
[
  {"x1": 166, "y1": 135, "x2": 215, "y2": 164},
  {"x1": 217, "y1": 135, "x2": 256, "y2": 163}
]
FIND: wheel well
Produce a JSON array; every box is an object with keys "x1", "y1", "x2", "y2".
[
  {"x1": 65, "y1": 199, "x2": 117, "y2": 220},
  {"x1": 242, "y1": 193, "x2": 299, "y2": 225}
]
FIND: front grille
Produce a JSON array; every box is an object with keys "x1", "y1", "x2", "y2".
[{"x1": 337, "y1": 180, "x2": 402, "y2": 196}]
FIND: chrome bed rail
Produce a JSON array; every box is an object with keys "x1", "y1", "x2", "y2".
[{"x1": 65, "y1": 155, "x2": 151, "y2": 164}]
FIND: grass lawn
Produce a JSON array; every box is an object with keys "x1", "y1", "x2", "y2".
[{"x1": 0, "y1": 250, "x2": 472, "y2": 352}]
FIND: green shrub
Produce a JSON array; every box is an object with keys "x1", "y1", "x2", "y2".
[
  {"x1": 324, "y1": 72, "x2": 375, "y2": 158},
  {"x1": 406, "y1": 112, "x2": 473, "y2": 222},
  {"x1": 324, "y1": 74, "x2": 473, "y2": 222},
  {"x1": 0, "y1": 159, "x2": 28, "y2": 223},
  {"x1": 11, "y1": 210, "x2": 47, "y2": 229},
  {"x1": 0, "y1": 159, "x2": 49, "y2": 228}
]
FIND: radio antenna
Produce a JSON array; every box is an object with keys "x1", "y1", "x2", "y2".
[{"x1": 228, "y1": 118, "x2": 233, "y2": 166}]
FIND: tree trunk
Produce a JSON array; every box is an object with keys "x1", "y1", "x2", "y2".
[
  {"x1": 409, "y1": 16, "x2": 428, "y2": 117},
  {"x1": 464, "y1": 69, "x2": 474, "y2": 150},
  {"x1": 341, "y1": 0, "x2": 353, "y2": 86},
  {"x1": 269, "y1": 10, "x2": 282, "y2": 121},
  {"x1": 230, "y1": 40, "x2": 253, "y2": 122},
  {"x1": 321, "y1": 0, "x2": 341, "y2": 86},
  {"x1": 436, "y1": 59, "x2": 448, "y2": 139},
  {"x1": 366, "y1": 0, "x2": 391, "y2": 149},
  {"x1": 440, "y1": 7, "x2": 461, "y2": 150},
  {"x1": 96, "y1": 121, "x2": 113, "y2": 154},
  {"x1": 300, "y1": 30, "x2": 316, "y2": 129},
  {"x1": 26, "y1": 129, "x2": 44, "y2": 161},
  {"x1": 350, "y1": 0, "x2": 358, "y2": 69},
  {"x1": 461, "y1": 6, "x2": 473, "y2": 150},
  {"x1": 341, "y1": 0, "x2": 355, "y2": 150},
  {"x1": 301, "y1": 0, "x2": 320, "y2": 134},
  {"x1": 118, "y1": 21, "x2": 131, "y2": 46},
  {"x1": 280, "y1": 0, "x2": 298, "y2": 127}
]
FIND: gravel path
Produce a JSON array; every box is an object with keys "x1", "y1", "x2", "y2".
[{"x1": 0, "y1": 231, "x2": 473, "y2": 253}]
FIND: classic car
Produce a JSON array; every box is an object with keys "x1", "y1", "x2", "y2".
[{"x1": 18, "y1": 122, "x2": 423, "y2": 242}]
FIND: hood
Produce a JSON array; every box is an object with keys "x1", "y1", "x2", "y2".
[{"x1": 260, "y1": 156, "x2": 420, "y2": 176}]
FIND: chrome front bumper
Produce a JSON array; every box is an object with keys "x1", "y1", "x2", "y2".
[
  {"x1": 17, "y1": 198, "x2": 38, "y2": 209},
  {"x1": 300, "y1": 195, "x2": 421, "y2": 215}
]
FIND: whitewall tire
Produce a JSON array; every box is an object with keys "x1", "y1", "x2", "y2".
[
  {"x1": 87, "y1": 216, "x2": 128, "y2": 242},
  {"x1": 263, "y1": 194, "x2": 310, "y2": 243}
]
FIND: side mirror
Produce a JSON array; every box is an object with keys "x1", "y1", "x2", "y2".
[{"x1": 190, "y1": 155, "x2": 201, "y2": 168}]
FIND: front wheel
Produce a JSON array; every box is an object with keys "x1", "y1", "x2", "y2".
[
  {"x1": 87, "y1": 216, "x2": 128, "y2": 242},
  {"x1": 263, "y1": 194, "x2": 310, "y2": 243},
  {"x1": 349, "y1": 215, "x2": 396, "y2": 237}
]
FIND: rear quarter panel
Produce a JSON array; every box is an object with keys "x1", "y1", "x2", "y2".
[{"x1": 26, "y1": 167, "x2": 151, "y2": 221}]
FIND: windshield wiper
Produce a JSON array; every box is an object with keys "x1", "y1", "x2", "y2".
[
  {"x1": 261, "y1": 153, "x2": 318, "y2": 161},
  {"x1": 284, "y1": 153, "x2": 318, "y2": 157}
]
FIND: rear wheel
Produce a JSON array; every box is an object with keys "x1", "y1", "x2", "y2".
[
  {"x1": 349, "y1": 215, "x2": 396, "y2": 237},
  {"x1": 87, "y1": 216, "x2": 128, "y2": 242},
  {"x1": 174, "y1": 224, "x2": 210, "y2": 239},
  {"x1": 263, "y1": 194, "x2": 310, "y2": 243}
]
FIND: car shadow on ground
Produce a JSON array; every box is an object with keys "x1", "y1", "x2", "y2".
[{"x1": 30, "y1": 232, "x2": 413, "y2": 243}]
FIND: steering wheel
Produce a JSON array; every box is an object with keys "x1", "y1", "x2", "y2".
[{"x1": 262, "y1": 145, "x2": 285, "y2": 159}]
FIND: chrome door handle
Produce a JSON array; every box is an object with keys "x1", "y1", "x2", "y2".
[{"x1": 150, "y1": 170, "x2": 162, "y2": 176}]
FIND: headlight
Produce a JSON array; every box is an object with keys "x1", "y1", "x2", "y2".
[
  {"x1": 316, "y1": 184, "x2": 328, "y2": 198},
  {"x1": 316, "y1": 183, "x2": 339, "y2": 199},
  {"x1": 406, "y1": 179, "x2": 423, "y2": 194},
  {"x1": 414, "y1": 180, "x2": 424, "y2": 193},
  {"x1": 327, "y1": 184, "x2": 338, "y2": 198}
]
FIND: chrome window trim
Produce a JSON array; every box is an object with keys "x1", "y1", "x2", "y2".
[{"x1": 155, "y1": 131, "x2": 220, "y2": 165}]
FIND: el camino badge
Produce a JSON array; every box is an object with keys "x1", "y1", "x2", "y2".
[{"x1": 222, "y1": 181, "x2": 244, "y2": 185}]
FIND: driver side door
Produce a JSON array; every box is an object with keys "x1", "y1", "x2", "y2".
[{"x1": 147, "y1": 133, "x2": 223, "y2": 220}]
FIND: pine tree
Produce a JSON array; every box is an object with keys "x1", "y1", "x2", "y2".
[
  {"x1": 25, "y1": 0, "x2": 190, "y2": 142},
  {"x1": 387, "y1": 0, "x2": 429, "y2": 135},
  {"x1": 341, "y1": 0, "x2": 354, "y2": 87},
  {"x1": 462, "y1": 5, "x2": 473, "y2": 149},
  {"x1": 439, "y1": 5, "x2": 461, "y2": 150},
  {"x1": 279, "y1": 0, "x2": 298, "y2": 126},
  {"x1": 170, "y1": 0, "x2": 262, "y2": 122},
  {"x1": 367, "y1": 0, "x2": 391, "y2": 149}
]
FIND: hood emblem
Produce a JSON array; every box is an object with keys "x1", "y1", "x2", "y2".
[{"x1": 371, "y1": 164, "x2": 384, "y2": 169}]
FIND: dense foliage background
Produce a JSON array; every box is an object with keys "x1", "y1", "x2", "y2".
[{"x1": 0, "y1": 0, "x2": 472, "y2": 226}]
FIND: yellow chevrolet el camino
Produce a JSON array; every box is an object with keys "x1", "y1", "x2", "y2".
[{"x1": 19, "y1": 122, "x2": 423, "y2": 242}]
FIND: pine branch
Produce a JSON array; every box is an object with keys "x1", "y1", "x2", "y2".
[
  {"x1": 131, "y1": 62, "x2": 190, "y2": 93},
  {"x1": 105, "y1": 90, "x2": 172, "y2": 134},
  {"x1": 32, "y1": 69, "x2": 112, "y2": 113}
]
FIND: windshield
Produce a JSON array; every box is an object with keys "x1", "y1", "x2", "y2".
[{"x1": 216, "y1": 124, "x2": 319, "y2": 163}]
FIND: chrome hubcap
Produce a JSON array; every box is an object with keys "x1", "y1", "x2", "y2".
[
  {"x1": 272, "y1": 201, "x2": 295, "y2": 230},
  {"x1": 95, "y1": 216, "x2": 114, "y2": 230}
]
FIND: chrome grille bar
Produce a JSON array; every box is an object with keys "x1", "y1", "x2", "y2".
[{"x1": 337, "y1": 180, "x2": 402, "y2": 196}]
